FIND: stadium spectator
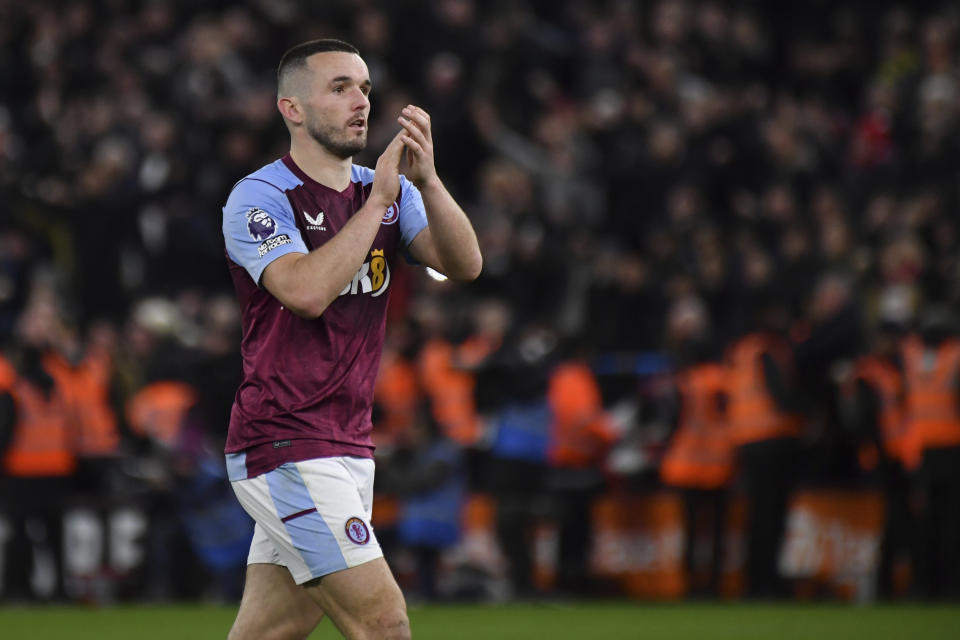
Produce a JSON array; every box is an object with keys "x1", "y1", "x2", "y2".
[
  {"x1": 373, "y1": 317, "x2": 425, "y2": 452},
  {"x1": 725, "y1": 294, "x2": 805, "y2": 599},
  {"x1": 0, "y1": 282, "x2": 79, "y2": 601},
  {"x1": 900, "y1": 307, "x2": 960, "y2": 599},
  {"x1": 839, "y1": 316, "x2": 913, "y2": 599},
  {"x1": 416, "y1": 296, "x2": 489, "y2": 450},
  {"x1": 378, "y1": 403, "x2": 467, "y2": 602},
  {"x1": 477, "y1": 319, "x2": 559, "y2": 598},
  {"x1": 545, "y1": 348, "x2": 618, "y2": 596},
  {"x1": 659, "y1": 296, "x2": 732, "y2": 598}
]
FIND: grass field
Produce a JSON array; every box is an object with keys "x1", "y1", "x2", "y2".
[{"x1": 0, "y1": 601, "x2": 958, "y2": 639}]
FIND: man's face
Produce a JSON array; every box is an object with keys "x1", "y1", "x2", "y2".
[{"x1": 300, "y1": 51, "x2": 371, "y2": 158}]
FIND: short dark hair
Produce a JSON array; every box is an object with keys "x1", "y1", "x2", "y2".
[{"x1": 277, "y1": 39, "x2": 360, "y2": 94}]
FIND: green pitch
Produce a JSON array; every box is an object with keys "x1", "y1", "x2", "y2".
[{"x1": 0, "y1": 601, "x2": 957, "y2": 639}]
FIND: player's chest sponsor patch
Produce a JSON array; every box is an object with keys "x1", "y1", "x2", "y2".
[{"x1": 339, "y1": 248, "x2": 390, "y2": 298}]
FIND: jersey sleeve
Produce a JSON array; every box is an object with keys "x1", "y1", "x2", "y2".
[
  {"x1": 222, "y1": 178, "x2": 308, "y2": 285},
  {"x1": 398, "y1": 175, "x2": 428, "y2": 248}
]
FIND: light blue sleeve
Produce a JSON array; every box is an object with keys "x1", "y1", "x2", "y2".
[
  {"x1": 222, "y1": 179, "x2": 308, "y2": 285},
  {"x1": 398, "y1": 175, "x2": 428, "y2": 248}
]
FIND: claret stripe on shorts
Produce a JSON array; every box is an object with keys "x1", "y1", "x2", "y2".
[{"x1": 281, "y1": 507, "x2": 318, "y2": 523}]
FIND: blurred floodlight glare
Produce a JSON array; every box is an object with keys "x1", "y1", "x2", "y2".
[{"x1": 426, "y1": 267, "x2": 448, "y2": 282}]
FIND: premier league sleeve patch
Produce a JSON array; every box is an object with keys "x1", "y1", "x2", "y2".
[
  {"x1": 246, "y1": 207, "x2": 278, "y2": 241},
  {"x1": 257, "y1": 234, "x2": 292, "y2": 257},
  {"x1": 344, "y1": 516, "x2": 371, "y2": 545},
  {"x1": 222, "y1": 179, "x2": 310, "y2": 285}
]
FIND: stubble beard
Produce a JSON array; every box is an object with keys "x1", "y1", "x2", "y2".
[{"x1": 306, "y1": 119, "x2": 367, "y2": 159}]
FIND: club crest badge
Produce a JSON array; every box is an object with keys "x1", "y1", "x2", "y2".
[
  {"x1": 345, "y1": 517, "x2": 371, "y2": 545},
  {"x1": 381, "y1": 202, "x2": 399, "y2": 225}
]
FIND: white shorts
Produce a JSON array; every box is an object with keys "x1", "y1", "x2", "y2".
[{"x1": 230, "y1": 456, "x2": 383, "y2": 584}]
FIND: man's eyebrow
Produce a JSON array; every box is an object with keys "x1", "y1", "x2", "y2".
[{"x1": 329, "y1": 76, "x2": 372, "y2": 87}]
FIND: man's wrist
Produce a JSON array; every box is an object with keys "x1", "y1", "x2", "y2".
[
  {"x1": 367, "y1": 188, "x2": 399, "y2": 210},
  {"x1": 417, "y1": 174, "x2": 443, "y2": 194}
]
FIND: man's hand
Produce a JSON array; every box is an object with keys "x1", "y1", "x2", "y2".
[
  {"x1": 397, "y1": 105, "x2": 439, "y2": 189},
  {"x1": 370, "y1": 131, "x2": 406, "y2": 209}
]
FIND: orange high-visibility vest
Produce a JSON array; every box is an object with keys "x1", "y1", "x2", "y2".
[
  {"x1": 125, "y1": 381, "x2": 198, "y2": 446},
  {"x1": 45, "y1": 349, "x2": 119, "y2": 457},
  {"x1": 0, "y1": 356, "x2": 14, "y2": 390},
  {"x1": 0, "y1": 355, "x2": 77, "y2": 477},
  {"x1": 726, "y1": 333, "x2": 802, "y2": 446},
  {"x1": 547, "y1": 361, "x2": 617, "y2": 469},
  {"x1": 374, "y1": 351, "x2": 421, "y2": 445},
  {"x1": 418, "y1": 338, "x2": 483, "y2": 447},
  {"x1": 848, "y1": 355, "x2": 906, "y2": 465},
  {"x1": 900, "y1": 337, "x2": 960, "y2": 470},
  {"x1": 660, "y1": 362, "x2": 733, "y2": 489}
]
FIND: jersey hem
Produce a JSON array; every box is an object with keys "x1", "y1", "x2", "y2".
[{"x1": 226, "y1": 438, "x2": 375, "y2": 480}]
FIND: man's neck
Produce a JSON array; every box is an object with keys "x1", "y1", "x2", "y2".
[{"x1": 289, "y1": 139, "x2": 353, "y2": 191}]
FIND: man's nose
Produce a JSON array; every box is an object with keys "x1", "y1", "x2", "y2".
[{"x1": 352, "y1": 88, "x2": 369, "y2": 111}]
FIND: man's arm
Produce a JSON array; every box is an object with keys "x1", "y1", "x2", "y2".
[
  {"x1": 397, "y1": 105, "x2": 482, "y2": 282},
  {"x1": 262, "y1": 133, "x2": 406, "y2": 318}
]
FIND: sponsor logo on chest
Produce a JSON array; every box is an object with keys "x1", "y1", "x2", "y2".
[
  {"x1": 304, "y1": 210, "x2": 326, "y2": 231},
  {"x1": 339, "y1": 248, "x2": 391, "y2": 298}
]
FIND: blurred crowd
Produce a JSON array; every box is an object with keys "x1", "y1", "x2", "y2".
[{"x1": 1, "y1": 0, "x2": 960, "y2": 604}]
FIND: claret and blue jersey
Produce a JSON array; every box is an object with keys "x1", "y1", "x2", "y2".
[{"x1": 221, "y1": 155, "x2": 428, "y2": 481}]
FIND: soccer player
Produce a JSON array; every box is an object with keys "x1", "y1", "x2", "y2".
[{"x1": 220, "y1": 39, "x2": 481, "y2": 639}]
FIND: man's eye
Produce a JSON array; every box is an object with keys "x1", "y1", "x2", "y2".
[{"x1": 334, "y1": 86, "x2": 344, "y2": 93}]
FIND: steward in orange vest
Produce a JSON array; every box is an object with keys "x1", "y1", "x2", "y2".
[
  {"x1": 544, "y1": 357, "x2": 617, "y2": 596},
  {"x1": 0, "y1": 347, "x2": 77, "y2": 601},
  {"x1": 418, "y1": 336, "x2": 486, "y2": 448},
  {"x1": 41, "y1": 335, "x2": 123, "y2": 495},
  {"x1": 726, "y1": 333, "x2": 803, "y2": 447},
  {"x1": 125, "y1": 380, "x2": 199, "y2": 447},
  {"x1": 418, "y1": 298, "x2": 508, "y2": 450},
  {"x1": 899, "y1": 310, "x2": 960, "y2": 598},
  {"x1": 660, "y1": 338, "x2": 733, "y2": 598},
  {"x1": 660, "y1": 362, "x2": 733, "y2": 490},
  {"x1": 49, "y1": 346, "x2": 119, "y2": 459},
  {"x1": 840, "y1": 320, "x2": 913, "y2": 599},
  {"x1": 900, "y1": 334, "x2": 960, "y2": 470},
  {"x1": 0, "y1": 352, "x2": 76, "y2": 478},
  {"x1": 845, "y1": 353, "x2": 907, "y2": 469},
  {"x1": 547, "y1": 361, "x2": 617, "y2": 470},
  {"x1": 374, "y1": 346, "x2": 422, "y2": 449},
  {"x1": 726, "y1": 328, "x2": 804, "y2": 598}
]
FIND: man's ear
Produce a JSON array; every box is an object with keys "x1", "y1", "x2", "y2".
[{"x1": 278, "y1": 96, "x2": 303, "y2": 125}]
